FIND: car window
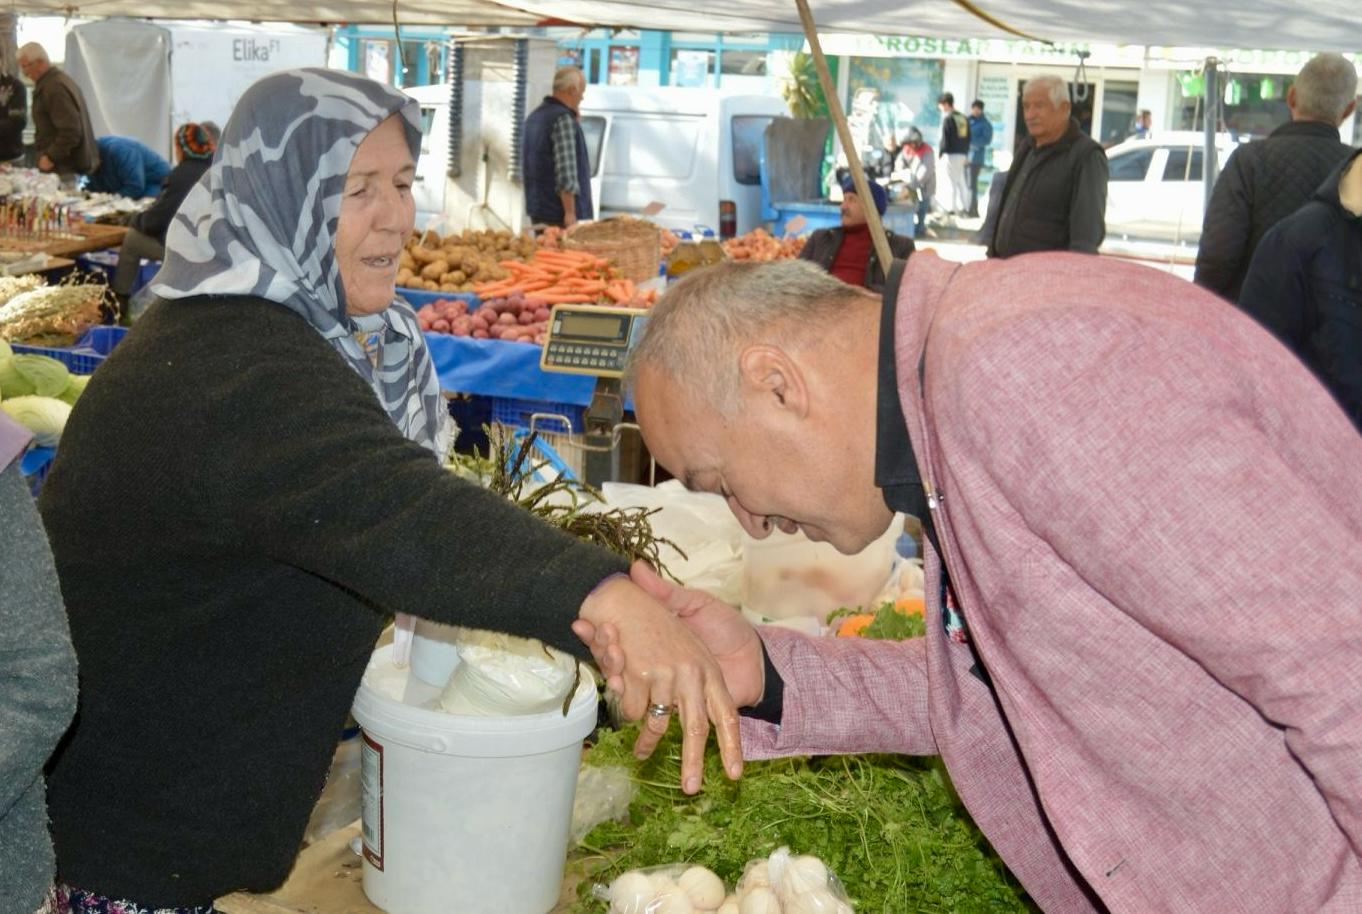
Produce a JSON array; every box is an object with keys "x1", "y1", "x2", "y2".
[
  {"x1": 579, "y1": 115, "x2": 607, "y2": 177},
  {"x1": 1108, "y1": 146, "x2": 1154, "y2": 181},
  {"x1": 731, "y1": 115, "x2": 775, "y2": 186},
  {"x1": 1162, "y1": 148, "x2": 1204, "y2": 181}
]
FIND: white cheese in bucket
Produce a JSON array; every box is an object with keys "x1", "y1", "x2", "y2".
[{"x1": 352, "y1": 643, "x2": 598, "y2": 914}]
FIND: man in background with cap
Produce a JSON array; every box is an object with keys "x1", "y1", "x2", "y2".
[{"x1": 799, "y1": 177, "x2": 914, "y2": 292}]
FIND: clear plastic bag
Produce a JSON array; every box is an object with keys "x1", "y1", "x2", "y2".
[
  {"x1": 592, "y1": 849, "x2": 852, "y2": 914},
  {"x1": 437, "y1": 628, "x2": 580, "y2": 716},
  {"x1": 595, "y1": 863, "x2": 729, "y2": 913}
]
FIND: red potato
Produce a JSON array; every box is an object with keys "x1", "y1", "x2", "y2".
[
  {"x1": 470, "y1": 317, "x2": 489, "y2": 332},
  {"x1": 533, "y1": 308, "x2": 551, "y2": 322},
  {"x1": 517, "y1": 311, "x2": 535, "y2": 325},
  {"x1": 432, "y1": 319, "x2": 450, "y2": 332},
  {"x1": 497, "y1": 312, "x2": 517, "y2": 325},
  {"x1": 472, "y1": 329, "x2": 489, "y2": 339},
  {"x1": 451, "y1": 301, "x2": 468, "y2": 316}
]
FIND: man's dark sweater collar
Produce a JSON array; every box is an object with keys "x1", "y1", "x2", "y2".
[
  {"x1": 875, "y1": 257, "x2": 929, "y2": 524},
  {"x1": 1268, "y1": 119, "x2": 1341, "y2": 142}
]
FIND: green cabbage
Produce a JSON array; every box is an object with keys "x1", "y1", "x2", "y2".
[
  {"x1": 1, "y1": 395, "x2": 72, "y2": 446},
  {"x1": 58, "y1": 373, "x2": 92, "y2": 406},
  {"x1": 0, "y1": 353, "x2": 70, "y2": 399}
]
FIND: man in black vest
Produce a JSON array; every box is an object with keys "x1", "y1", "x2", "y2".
[
  {"x1": 1195, "y1": 53, "x2": 1357, "y2": 302},
  {"x1": 988, "y1": 75, "x2": 1107, "y2": 259},
  {"x1": 523, "y1": 67, "x2": 593, "y2": 228}
]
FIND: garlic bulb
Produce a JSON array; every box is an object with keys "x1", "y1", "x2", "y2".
[
  {"x1": 609, "y1": 871, "x2": 655, "y2": 914},
  {"x1": 739, "y1": 886, "x2": 782, "y2": 914},
  {"x1": 678, "y1": 866, "x2": 726, "y2": 910}
]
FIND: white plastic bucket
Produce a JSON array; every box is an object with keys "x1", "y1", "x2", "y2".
[{"x1": 352, "y1": 643, "x2": 598, "y2": 914}]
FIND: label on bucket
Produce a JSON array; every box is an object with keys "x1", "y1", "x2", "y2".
[{"x1": 360, "y1": 732, "x2": 384, "y2": 871}]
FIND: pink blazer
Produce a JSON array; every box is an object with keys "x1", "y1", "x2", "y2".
[{"x1": 740, "y1": 251, "x2": 1362, "y2": 912}]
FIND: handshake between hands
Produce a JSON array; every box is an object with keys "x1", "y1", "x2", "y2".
[{"x1": 573, "y1": 561, "x2": 767, "y2": 796}]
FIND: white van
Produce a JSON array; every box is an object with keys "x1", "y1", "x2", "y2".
[{"x1": 578, "y1": 87, "x2": 788, "y2": 237}]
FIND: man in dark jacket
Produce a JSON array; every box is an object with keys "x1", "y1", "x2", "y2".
[
  {"x1": 799, "y1": 177, "x2": 913, "y2": 292},
  {"x1": 988, "y1": 75, "x2": 1107, "y2": 258},
  {"x1": 523, "y1": 67, "x2": 592, "y2": 228},
  {"x1": 18, "y1": 42, "x2": 98, "y2": 177},
  {"x1": 966, "y1": 100, "x2": 993, "y2": 217},
  {"x1": 0, "y1": 71, "x2": 27, "y2": 162},
  {"x1": 1238, "y1": 148, "x2": 1362, "y2": 434},
  {"x1": 112, "y1": 123, "x2": 216, "y2": 306},
  {"x1": 1195, "y1": 53, "x2": 1357, "y2": 302},
  {"x1": 937, "y1": 92, "x2": 972, "y2": 215}
]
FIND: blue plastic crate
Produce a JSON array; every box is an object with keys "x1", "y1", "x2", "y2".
[
  {"x1": 396, "y1": 287, "x2": 480, "y2": 310},
  {"x1": 19, "y1": 445, "x2": 55, "y2": 496},
  {"x1": 10, "y1": 326, "x2": 129, "y2": 375},
  {"x1": 490, "y1": 396, "x2": 585, "y2": 434}
]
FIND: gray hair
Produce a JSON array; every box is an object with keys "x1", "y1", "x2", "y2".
[
  {"x1": 1292, "y1": 53, "x2": 1359, "y2": 124},
  {"x1": 626, "y1": 260, "x2": 873, "y2": 413},
  {"x1": 552, "y1": 67, "x2": 585, "y2": 94},
  {"x1": 1025, "y1": 75, "x2": 1069, "y2": 109},
  {"x1": 199, "y1": 120, "x2": 222, "y2": 144},
  {"x1": 17, "y1": 43, "x2": 50, "y2": 65}
]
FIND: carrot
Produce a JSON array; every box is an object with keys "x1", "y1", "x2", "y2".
[
  {"x1": 527, "y1": 293, "x2": 595, "y2": 305},
  {"x1": 835, "y1": 614, "x2": 876, "y2": 637}
]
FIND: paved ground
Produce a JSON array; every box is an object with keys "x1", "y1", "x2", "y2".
[{"x1": 909, "y1": 212, "x2": 1197, "y2": 281}]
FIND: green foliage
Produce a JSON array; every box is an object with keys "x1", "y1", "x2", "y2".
[
  {"x1": 574, "y1": 726, "x2": 1035, "y2": 913},
  {"x1": 781, "y1": 51, "x2": 831, "y2": 119}
]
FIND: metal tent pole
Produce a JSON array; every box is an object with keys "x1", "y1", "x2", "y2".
[
  {"x1": 1203, "y1": 57, "x2": 1221, "y2": 211},
  {"x1": 792, "y1": 0, "x2": 894, "y2": 269}
]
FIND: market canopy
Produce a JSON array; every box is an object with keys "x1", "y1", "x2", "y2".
[
  {"x1": 9, "y1": 0, "x2": 1360, "y2": 53},
  {"x1": 497, "y1": 0, "x2": 1359, "y2": 54}
]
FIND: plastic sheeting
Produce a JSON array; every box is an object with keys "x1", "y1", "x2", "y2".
[
  {"x1": 64, "y1": 21, "x2": 173, "y2": 156},
  {"x1": 424, "y1": 334, "x2": 601, "y2": 404}
]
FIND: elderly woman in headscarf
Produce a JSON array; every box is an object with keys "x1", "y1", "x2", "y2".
[{"x1": 38, "y1": 68, "x2": 737, "y2": 913}]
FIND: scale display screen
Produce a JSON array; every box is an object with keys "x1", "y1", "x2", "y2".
[
  {"x1": 541, "y1": 305, "x2": 649, "y2": 378},
  {"x1": 558, "y1": 312, "x2": 628, "y2": 341}
]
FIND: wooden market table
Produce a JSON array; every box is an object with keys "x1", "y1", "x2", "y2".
[
  {"x1": 215, "y1": 822, "x2": 590, "y2": 914},
  {"x1": 0, "y1": 221, "x2": 127, "y2": 259}
]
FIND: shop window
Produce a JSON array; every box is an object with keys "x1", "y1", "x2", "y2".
[
  {"x1": 1175, "y1": 70, "x2": 1291, "y2": 139},
  {"x1": 362, "y1": 39, "x2": 392, "y2": 84},
  {"x1": 579, "y1": 115, "x2": 607, "y2": 177},
  {"x1": 607, "y1": 46, "x2": 639, "y2": 86},
  {"x1": 670, "y1": 49, "x2": 714, "y2": 88},
  {"x1": 1107, "y1": 146, "x2": 1153, "y2": 181},
  {"x1": 1100, "y1": 80, "x2": 1139, "y2": 147},
  {"x1": 720, "y1": 50, "x2": 767, "y2": 78},
  {"x1": 846, "y1": 57, "x2": 945, "y2": 160},
  {"x1": 731, "y1": 114, "x2": 775, "y2": 185},
  {"x1": 1162, "y1": 148, "x2": 1203, "y2": 182}
]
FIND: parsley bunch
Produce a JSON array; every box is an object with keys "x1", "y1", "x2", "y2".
[{"x1": 574, "y1": 726, "x2": 1035, "y2": 913}]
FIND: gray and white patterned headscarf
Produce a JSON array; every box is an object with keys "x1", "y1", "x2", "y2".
[{"x1": 151, "y1": 68, "x2": 450, "y2": 459}]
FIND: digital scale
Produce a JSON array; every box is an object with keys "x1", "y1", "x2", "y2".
[{"x1": 538, "y1": 304, "x2": 650, "y2": 485}]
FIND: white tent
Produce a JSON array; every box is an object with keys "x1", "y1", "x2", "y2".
[{"x1": 8, "y1": 0, "x2": 1362, "y2": 54}]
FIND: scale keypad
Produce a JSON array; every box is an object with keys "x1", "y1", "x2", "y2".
[{"x1": 546, "y1": 341, "x2": 625, "y2": 372}]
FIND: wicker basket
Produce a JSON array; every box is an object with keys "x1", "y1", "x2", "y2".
[{"x1": 563, "y1": 217, "x2": 661, "y2": 283}]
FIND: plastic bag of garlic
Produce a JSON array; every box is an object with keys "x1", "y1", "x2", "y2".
[{"x1": 597, "y1": 847, "x2": 852, "y2": 914}]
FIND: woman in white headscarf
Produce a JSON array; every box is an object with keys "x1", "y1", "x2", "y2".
[{"x1": 38, "y1": 69, "x2": 737, "y2": 914}]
